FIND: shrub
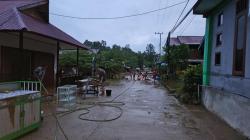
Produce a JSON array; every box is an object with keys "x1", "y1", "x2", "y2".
[{"x1": 180, "y1": 65, "x2": 202, "y2": 104}]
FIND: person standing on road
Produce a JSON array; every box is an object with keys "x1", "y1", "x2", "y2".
[
  {"x1": 97, "y1": 68, "x2": 106, "y2": 96},
  {"x1": 133, "y1": 70, "x2": 136, "y2": 80},
  {"x1": 153, "y1": 70, "x2": 157, "y2": 84}
]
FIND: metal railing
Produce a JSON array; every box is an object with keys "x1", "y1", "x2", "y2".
[{"x1": 19, "y1": 81, "x2": 41, "y2": 91}]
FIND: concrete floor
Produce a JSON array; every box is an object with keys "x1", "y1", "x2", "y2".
[{"x1": 20, "y1": 79, "x2": 247, "y2": 140}]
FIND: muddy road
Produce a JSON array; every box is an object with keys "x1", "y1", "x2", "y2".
[{"x1": 21, "y1": 80, "x2": 246, "y2": 140}]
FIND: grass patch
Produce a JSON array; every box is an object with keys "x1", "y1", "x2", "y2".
[{"x1": 165, "y1": 79, "x2": 184, "y2": 93}]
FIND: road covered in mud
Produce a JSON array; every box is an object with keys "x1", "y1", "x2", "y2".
[{"x1": 21, "y1": 80, "x2": 246, "y2": 140}]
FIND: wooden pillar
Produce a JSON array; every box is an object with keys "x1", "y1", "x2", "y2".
[
  {"x1": 0, "y1": 45, "x2": 2, "y2": 81},
  {"x1": 76, "y1": 47, "x2": 79, "y2": 76},
  {"x1": 56, "y1": 41, "x2": 60, "y2": 87},
  {"x1": 19, "y1": 31, "x2": 24, "y2": 80}
]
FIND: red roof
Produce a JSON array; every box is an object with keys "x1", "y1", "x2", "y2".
[
  {"x1": 0, "y1": 0, "x2": 88, "y2": 49},
  {"x1": 170, "y1": 36, "x2": 203, "y2": 46}
]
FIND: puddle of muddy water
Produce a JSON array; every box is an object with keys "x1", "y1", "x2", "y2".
[{"x1": 135, "y1": 89, "x2": 144, "y2": 92}]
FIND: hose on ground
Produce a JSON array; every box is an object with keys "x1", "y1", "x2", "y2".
[
  {"x1": 43, "y1": 81, "x2": 134, "y2": 140},
  {"x1": 57, "y1": 81, "x2": 134, "y2": 122}
]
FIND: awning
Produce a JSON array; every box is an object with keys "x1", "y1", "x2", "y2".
[{"x1": 193, "y1": 0, "x2": 228, "y2": 15}]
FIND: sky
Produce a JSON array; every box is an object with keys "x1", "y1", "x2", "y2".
[{"x1": 50, "y1": 0, "x2": 206, "y2": 53}]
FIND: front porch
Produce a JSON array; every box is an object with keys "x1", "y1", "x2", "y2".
[{"x1": 0, "y1": 31, "x2": 87, "y2": 94}]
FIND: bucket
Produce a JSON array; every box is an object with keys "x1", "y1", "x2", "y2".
[{"x1": 106, "y1": 89, "x2": 112, "y2": 96}]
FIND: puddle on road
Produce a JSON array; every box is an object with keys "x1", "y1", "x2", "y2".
[
  {"x1": 135, "y1": 89, "x2": 144, "y2": 92},
  {"x1": 142, "y1": 100, "x2": 151, "y2": 103},
  {"x1": 129, "y1": 94, "x2": 137, "y2": 97}
]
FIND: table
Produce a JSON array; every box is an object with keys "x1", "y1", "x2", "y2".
[{"x1": 78, "y1": 78, "x2": 99, "y2": 98}]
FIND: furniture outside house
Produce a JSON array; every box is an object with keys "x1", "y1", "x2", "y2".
[
  {"x1": 78, "y1": 78, "x2": 99, "y2": 99},
  {"x1": 0, "y1": 81, "x2": 41, "y2": 140}
]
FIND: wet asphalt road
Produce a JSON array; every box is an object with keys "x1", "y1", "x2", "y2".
[{"x1": 20, "y1": 79, "x2": 246, "y2": 140}]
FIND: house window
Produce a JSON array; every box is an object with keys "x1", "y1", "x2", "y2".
[
  {"x1": 215, "y1": 52, "x2": 221, "y2": 66},
  {"x1": 236, "y1": 0, "x2": 248, "y2": 14},
  {"x1": 216, "y1": 33, "x2": 222, "y2": 46},
  {"x1": 233, "y1": 0, "x2": 248, "y2": 76},
  {"x1": 218, "y1": 13, "x2": 223, "y2": 26}
]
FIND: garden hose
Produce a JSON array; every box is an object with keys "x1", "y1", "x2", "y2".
[
  {"x1": 43, "y1": 81, "x2": 135, "y2": 140},
  {"x1": 57, "y1": 81, "x2": 134, "y2": 122},
  {"x1": 78, "y1": 104, "x2": 123, "y2": 122}
]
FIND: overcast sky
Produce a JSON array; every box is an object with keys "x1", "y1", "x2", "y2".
[{"x1": 50, "y1": 0, "x2": 205, "y2": 52}]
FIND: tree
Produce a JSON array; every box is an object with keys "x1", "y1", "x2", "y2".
[
  {"x1": 144, "y1": 43, "x2": 156, "y2": 67},
  {"x1": 164, "y1": 44, "x2": 190, "y2": 75},
  {"x1": 137, "y1": 51, "x2": 144, "y2": 69},
  {"x1": 61, "y1": 40, "x2": 161, "y2": 78}
]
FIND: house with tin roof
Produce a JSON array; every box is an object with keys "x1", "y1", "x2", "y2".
[
  {"x1": 169, "y1": 36, "x2": 204, "y2": 64},
  {"x1": 193, "y1": 0, "x2": 250, "y2": 138},
  {"x1": 0, "y1": 0, "x2": 88, "y2": 92}
]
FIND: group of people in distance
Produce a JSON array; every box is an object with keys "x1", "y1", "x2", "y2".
[{"x1": 128, "y1": 69, "x2": 158, "y2": 83}]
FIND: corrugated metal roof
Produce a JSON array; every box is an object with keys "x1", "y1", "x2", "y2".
[
  {"x1": 170, "y1": 36, "x2": 203, "y2": 46},
  {"x1": 177, "y1": 36, "x2": 203, "y2": 45},
  {"x1": 0, "y1": 0, "x2": 88, "y2": 49},
  {"x1": 170, "y1": 38, "x2": 181, "y2": 46}
]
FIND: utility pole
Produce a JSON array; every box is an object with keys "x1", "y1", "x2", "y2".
[{"x1": 155, "y1": 32, "x2": 163, "y2": 56}]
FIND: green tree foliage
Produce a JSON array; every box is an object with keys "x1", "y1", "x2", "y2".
[
  {"x1": 164, "y1": 44, "x2": 190, "y2": 75},
  {"x1": 60, "y1": 40, "x2": 146, "y2": 78},
  {"x1": 59, "y1": 50, "x2": 93, "y2": 75},
  {"x1": 137, "y1": 51, "x2": 144, "y2": 69},
  {"x1": 60, "y1": 40, "x2": 159, "y2": 78},
  {"x1": 144, "y1": 43, "x2": 156, "y2": 67}
]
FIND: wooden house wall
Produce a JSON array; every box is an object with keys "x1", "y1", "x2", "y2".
[{"x1": 0, "y1": 32, "x2": 57, "y2": 92}]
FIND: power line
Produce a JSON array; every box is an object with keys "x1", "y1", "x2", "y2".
[
  {"x1": 166, "y1": 3, "x2": 192, "y2": 46},
  {"x1": 160, "y1": 0, "x2": 168, "y2": 27},
  {"x1": 180, "y1": 15, "x2": 196, "y2": 35},
  {"x1": 170, "y1": 7, "x2": 193, "y2": 33},
  {"x1": 156, "y1": 0, "x2": 162, "y2": 28},
  {"x1": 49, "y1": 1, "x2": 187, "y2": 20},
  {"x1": 172, "y1": 0, "x2": 189, "y2": 30}
]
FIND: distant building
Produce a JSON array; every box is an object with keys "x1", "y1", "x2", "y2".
[
  {"x1": 0, "y1": 0, "x2": 88, "y2": 92},
  {"x1": 194, "y1": 0, "x2": 250, "y2": 138},
  {"x1": 169, "y1": 36, "x2": 204, "y2": 64}
]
